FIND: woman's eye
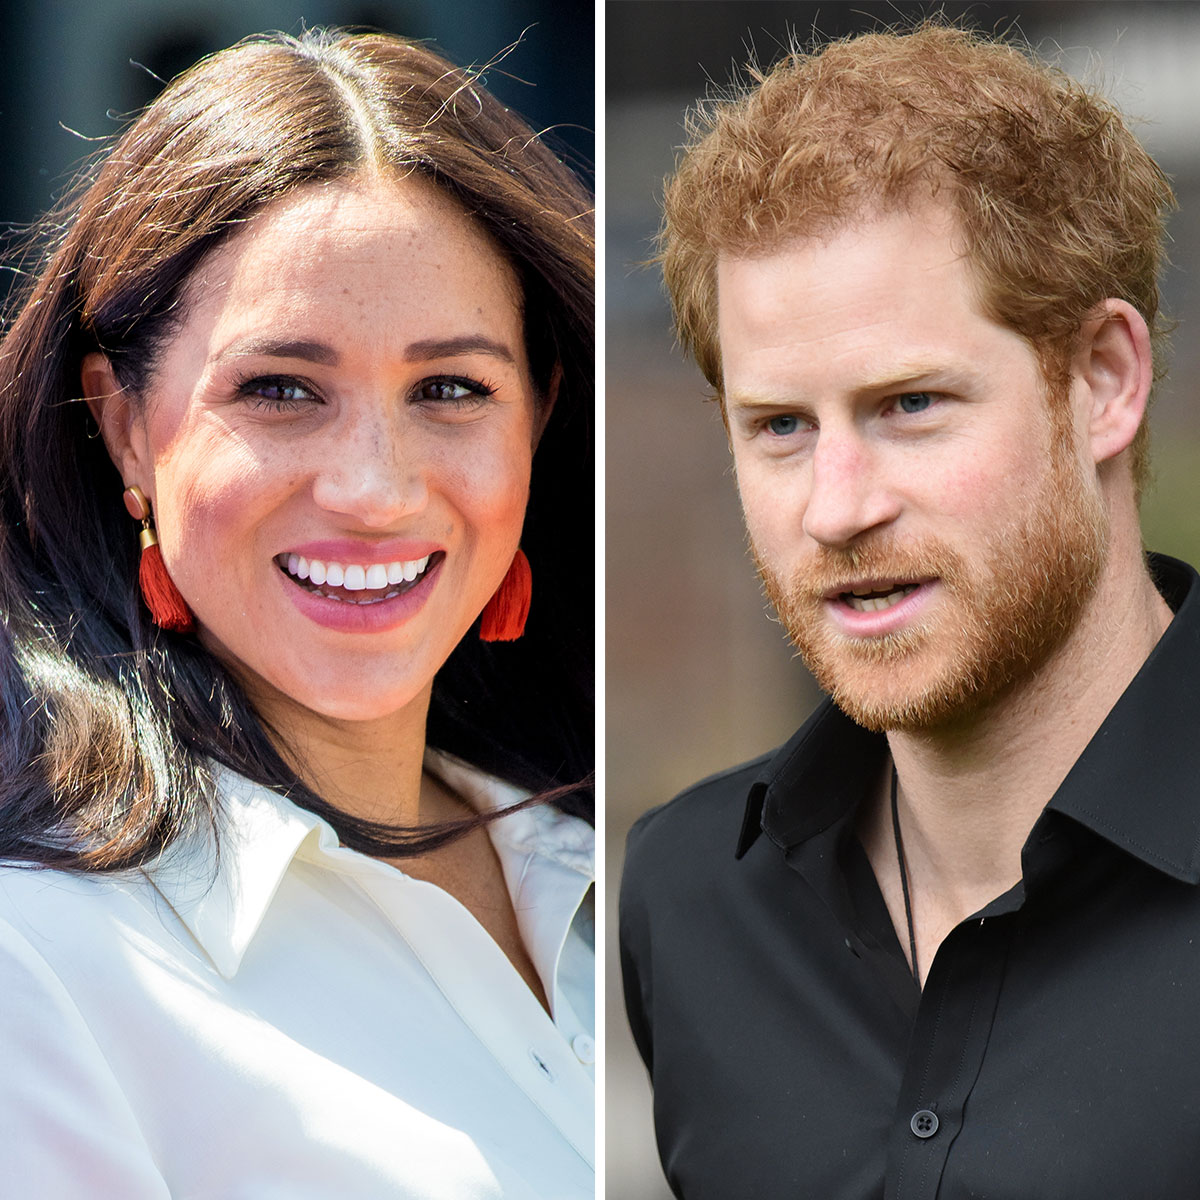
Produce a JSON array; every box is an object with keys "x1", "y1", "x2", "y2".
[
  {"x1": 238, "y1": 376, "x2": 318, "y2": 411},
  {"x1": 896, "y1": 392, "x2": 934, "y2": 414},
  {"x1": 766, "y1": 414, "x2": 801, "y2": 436},
  {"x1": 415, "y1": 377, "x2": 494, "y2": 406}
]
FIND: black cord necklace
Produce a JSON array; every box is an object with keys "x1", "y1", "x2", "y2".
[{"x1": 890, "y1": 764, "x2": 920, "y2": 986}]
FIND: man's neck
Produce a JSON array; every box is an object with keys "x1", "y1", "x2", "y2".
[{"x1": 861, "y1": 538, "x2": 1173, "y2": 983}]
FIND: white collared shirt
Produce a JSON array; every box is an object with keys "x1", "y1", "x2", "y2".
[{"x1": 0, "y1": 754, "x2": 595, "y2": 1198}]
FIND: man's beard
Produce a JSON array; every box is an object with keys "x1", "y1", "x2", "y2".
[{"x1": 757, "y1": 434, "x2": 1110, "y2": 734}]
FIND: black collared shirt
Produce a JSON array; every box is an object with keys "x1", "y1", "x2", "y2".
[{"x1": 620, "y1": 555, "x2": 1200, "y2": 1200}]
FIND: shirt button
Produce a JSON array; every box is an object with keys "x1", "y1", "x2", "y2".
[
  {"x1": 572, "y1": 1034, "x2": 596, "y2": 1064},
  {"x1": 910, "y1": 1109, "x2": 939, "y2": 1139}
]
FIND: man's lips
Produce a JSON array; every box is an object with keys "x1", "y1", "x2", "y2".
[
  {"x1": 822, "y1": 578, "x2": 934, "y2": 614},
  {"x1": 820, "y1": 578, "x2": 940, "y2": 624}
]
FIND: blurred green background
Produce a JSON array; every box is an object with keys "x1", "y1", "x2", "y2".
[{"x1": 606, "y1": 3, "x2": 1200, "y2": 1196}]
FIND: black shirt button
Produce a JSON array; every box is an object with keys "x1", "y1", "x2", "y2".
[{"x1": 910, "y1": 1109, "x2": 939, "y2": 1139}]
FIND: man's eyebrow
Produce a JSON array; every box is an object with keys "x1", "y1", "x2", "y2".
[
  {"x1": 726, "y1": 389, "x2": 791, "y2": 410},
  {"x1": 853, "y1": 363, "x2": 968, "y2": 392},
  {"x1": 726, "y1": 364, "x2": 971, "y2": 408}
]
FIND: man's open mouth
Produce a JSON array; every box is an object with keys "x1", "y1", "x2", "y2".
[
  {"x1": 839, "y1": 582, "x2": 920, "y2": 613},
  {"x1": 276, "y1": 551, "x2": 442, "y2": 604}
]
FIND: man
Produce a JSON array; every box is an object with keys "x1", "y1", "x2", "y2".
[{"x1": 619, "y1": 24, "x2": 1200, "y2": 1199}]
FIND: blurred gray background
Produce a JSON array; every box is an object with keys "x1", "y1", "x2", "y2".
[
  {"x1": 0, "y1": 0, "x2": 593, "y2": 237},
  {"x1": 606, "y1": 2, "x2": 1200, "y2": 1196}
]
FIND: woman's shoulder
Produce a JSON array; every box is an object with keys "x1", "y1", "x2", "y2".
[
  {"x1": 0, "y1": 873, "x2": 174, "y2": 1197},
  {"x1": 0, "y1": 861, "x2": 185, "y2": 978},
  {"x1": 0, "y1": 769, "x2": 253, "y2": 970},
  {"x1": 0, "y1": 860, "x2": 155, "y2": 926}
]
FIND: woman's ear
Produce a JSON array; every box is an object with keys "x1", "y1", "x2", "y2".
[
  {"x1": 81, "y1": 352, "x2": 150, "y2": 486},
  {"x1": 533, "y1": 363, "x2": 562, "y2": 447},
  {"x1": 1073, "y1": 299, "x2": 1153, "y2": 467}
]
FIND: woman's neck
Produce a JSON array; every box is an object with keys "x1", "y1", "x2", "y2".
[{"x1": 244, "y1": 679, "x2": 435, "y2": 827}]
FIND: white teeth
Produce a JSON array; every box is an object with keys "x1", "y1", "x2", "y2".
[{"x1": 281, "y1": 553, "x2": 433, "y2": 594}]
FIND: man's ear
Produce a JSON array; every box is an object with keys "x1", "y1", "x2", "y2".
[
  {"x1": 81, "y1": 352, "x2": 150, "y2": 487},
  {"x1": 1073, "y1": 299, "x2": 1153, "y2": 466}
]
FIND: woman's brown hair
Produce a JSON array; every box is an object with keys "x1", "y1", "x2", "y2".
[{"x1": 0, "y1": 30, "x2": 594, "y2": 870}]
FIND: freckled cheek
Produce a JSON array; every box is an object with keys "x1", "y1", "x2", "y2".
[
  {"x1": 442, "y1": 440, "x2": 533, "y2": 561},
  {"x1": 149, "y1": 444, "x2": 296, "y2": 598}
]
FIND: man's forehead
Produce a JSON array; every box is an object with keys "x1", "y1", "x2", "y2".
[
  {"x1": 716, "y1": 202, "x2": 985, "y2": 335},
  {"x1": 715, "y1": 196, "x2": 969, "y2": 281},
  {"x1": 712, "y1": 200, "x2": 1033, "y2": 407}
]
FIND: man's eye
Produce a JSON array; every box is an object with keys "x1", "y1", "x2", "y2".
[
  {"x1": 766, "y1": 414, "x2": 801, "y2": 436},
  {"x1": 896, "y1": 392, "x2": 934, "y2": 414}
]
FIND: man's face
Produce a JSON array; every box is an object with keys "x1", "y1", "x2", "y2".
[{"x1": 718, "y1": 204, "x2": 1108, "y2": 732}]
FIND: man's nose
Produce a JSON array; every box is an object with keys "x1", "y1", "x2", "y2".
[{"x1": 801, "y1": 429, "x2": 901, "y2": 548}]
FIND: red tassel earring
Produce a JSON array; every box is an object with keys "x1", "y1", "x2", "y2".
[
  {"x1": 480, "y1": 548, "x2": 532, "y2": 642},
  {"x1": 122, "y1": 486, "x2": 195, "y2": 633}
]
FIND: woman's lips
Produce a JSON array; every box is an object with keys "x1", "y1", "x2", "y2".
[
  {"x1": 275, "y1": 550, "x2": 444, "y2": 606},
  {"x1": 277, "y1": 550, "x2": 436, "y2": 598}
]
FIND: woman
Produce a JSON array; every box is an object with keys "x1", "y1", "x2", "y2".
[{"x1": 0, "y1": 29, "x2": 593, "y2": 1198}]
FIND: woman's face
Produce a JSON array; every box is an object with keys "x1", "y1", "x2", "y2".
[{"x1": 88, "y1": 177, "x2": 538, "y2": 725}]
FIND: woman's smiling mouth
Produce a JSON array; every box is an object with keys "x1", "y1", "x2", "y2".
[{"x1": 276, "y1": 551, "x2": 442, "y2": 604}]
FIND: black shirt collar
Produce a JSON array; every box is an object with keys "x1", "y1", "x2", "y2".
[{"x1": 740, "y1": 554, "x2": 1200, "y2": 882}]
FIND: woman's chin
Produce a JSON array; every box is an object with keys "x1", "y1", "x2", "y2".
[
  {"x1": 203, "y1": 639, "x2": 437, "y2": 730},
  {"x1": 271, "y1": 674, "x2": 437, "y2": 726}
]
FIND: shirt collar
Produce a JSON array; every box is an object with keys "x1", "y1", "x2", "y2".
[
  {"x1": 142, "y1": 769, "x2": 326, "y2": 980},
  {"x1": 740, "y1": 553, "x2": 1200, "y2": 883},
  {"x1": 425, "y1": 748, "x2": 595, "y2": 1018},
  {"x1": 424, "y1": 748, "x2": 595, "y2": 877},
  {"x1": 144, "y1": 752, "x2": 594, "y2": 980},
  {"x1": 1046, "y1": 554, "x2": 1200, "y2": 882}
]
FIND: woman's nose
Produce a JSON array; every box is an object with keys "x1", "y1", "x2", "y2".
[{"x1": 310, "y1": 405, "x2": 427, "y2": 526}]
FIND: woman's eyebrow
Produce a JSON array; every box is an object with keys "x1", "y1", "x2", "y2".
[
  {"x1": 214, "y1": 337, "x2": 339, "y2": 365},
  {"x1": 405, "y1": 335, "x2": 516, "y2": 363},
  {"x1": 212, "y1": 335, "x2": 517, "y2": 366}
]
